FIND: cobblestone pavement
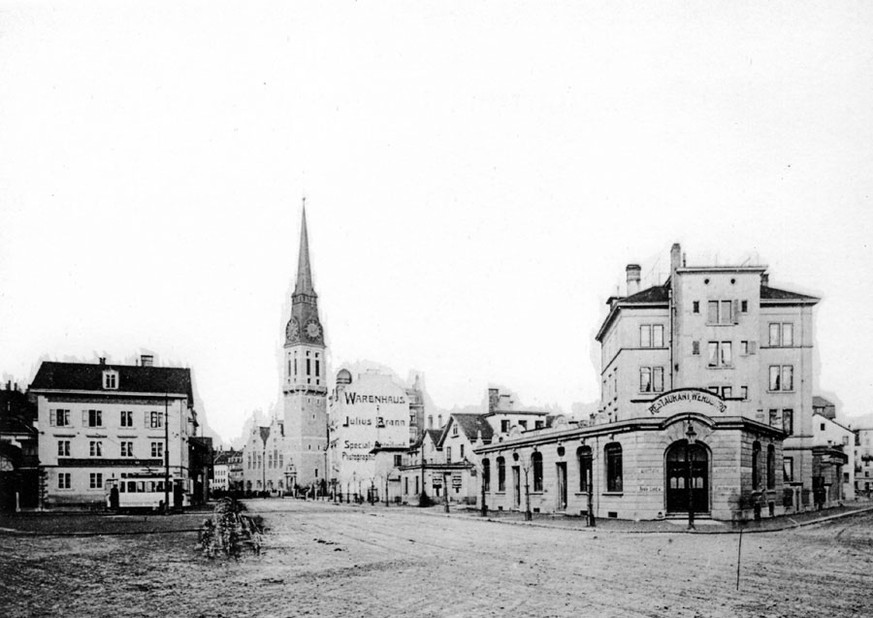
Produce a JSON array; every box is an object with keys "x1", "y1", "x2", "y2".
[{"x1": 2, "y1": 499, "x2": 872, "y2": 617}]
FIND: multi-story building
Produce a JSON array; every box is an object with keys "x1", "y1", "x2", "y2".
[
  {"x1": 477, "y1": 243, "x2": 820, "y2": 521},
  {"x1": 329, "y1": 367, "x2": 427, "y2": 503},
  {"x1": 241, "y1": 416, "x2": 288, "y2": 495},
  {"x1": 0, "y1": 382, "x2": 39, "y2": 511},
  {"x1": 812, "y1": 411, "x2": 852, "y2": 503},
  {"x1": 854, "y1": 426, "x2": 873, "y2": 497},
  {"x1": 211, "y1": 448, "x2": 242, "y2": 493},
  {"x1": 30, "y1": 356, "x2": 198, "y2": 509},
  {"x1": 282, "y1": 208, "x2": 328, "y2": 489}
]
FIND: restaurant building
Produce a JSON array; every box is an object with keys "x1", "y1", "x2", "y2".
[{"x1": 476, "y1": 243, "x2": 820, "y2": 522}]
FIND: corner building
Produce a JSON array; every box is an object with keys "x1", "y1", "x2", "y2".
[
  {"x1": 477, "y1": 243, "x2": 819, "y2": 521},
  {"x1": 282, "y1": 208, "x2": 328, "y2": 488}
]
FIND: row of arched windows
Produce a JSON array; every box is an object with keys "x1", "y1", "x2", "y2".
[{"x1": 481, "y1": 444, "x2": 623, "y2": 494}]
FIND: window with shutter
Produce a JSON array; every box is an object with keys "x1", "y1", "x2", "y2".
[
  {"x1": 49, "y1": 410, "x2": 56, "y2": 426},
  {"x1": 749, "y1": 341, "x2": 757, "y2": 354},
  {"x1": 732, "y1": 300, "x2": 739, "y2": 323}
]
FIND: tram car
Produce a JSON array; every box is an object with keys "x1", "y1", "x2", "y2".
[{"x1": 105, "y1": 474, "x2": 190, "y2": 511}]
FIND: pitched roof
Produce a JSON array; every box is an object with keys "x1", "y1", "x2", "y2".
[
  {"x1": 622, "y1": 284, "x2": 670, "y2": 305},
  {"x1": 813, "y1": 395, "x2": 834, "y2": 408},
  {"x1": 449, "y1": 413, "x2": 494, "y2": 444},
  {"x1": 30, "y1": 361, "x2": 194, "y2": 401},
  {"x1": 760, "y1": 285, "x2": 819, "y2": 303}
]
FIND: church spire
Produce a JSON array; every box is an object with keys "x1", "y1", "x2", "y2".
[{"x1": 294, "y1": 200, "x2": 316, "y2": 297}]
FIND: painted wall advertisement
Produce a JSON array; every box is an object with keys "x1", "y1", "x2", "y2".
[{"x1": 330, "y1": 372, "x2": 409, "y2": 488}]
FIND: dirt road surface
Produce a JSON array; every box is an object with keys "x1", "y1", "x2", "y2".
[{"x1": 2, "y1": 500, "x2": 872, "y2": 617}]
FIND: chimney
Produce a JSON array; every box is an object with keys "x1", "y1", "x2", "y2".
[
  {"x1": 98, "y1": 357, "x2": 106, "y2": 365},
  {"x1": 488, "y1": 388, "x2": 499, "y2": 414},
  {"x1": 670, "y1": 243, "x2": 682, "y2": 274},
  {"x1": 141, "y1": 355, "x2": 154, "y2": 367},
  {"x1": 626, "y1": 264, "x2": 641, "y2": 296},
  {"x1": 761, "y1": 273, "x2": 769, "y2": 287}
]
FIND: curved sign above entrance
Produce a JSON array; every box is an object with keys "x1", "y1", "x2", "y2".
[{"x1": 647, "y1": 388, "x2": 727, "y2": 417}]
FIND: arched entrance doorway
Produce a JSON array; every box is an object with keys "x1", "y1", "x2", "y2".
[{"x1": 665, "y1": 440, "x2": 709, "y2": 514}]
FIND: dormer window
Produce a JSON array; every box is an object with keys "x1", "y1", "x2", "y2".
[{"x1": 102, "y1": 370, "x2": 118, "y2": 390}]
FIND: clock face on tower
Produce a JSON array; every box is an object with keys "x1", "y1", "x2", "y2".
[
  {"x1": 305, "y1": 319, "x2": 322, "y2": 341},
  {"x1": 285, "y1": 318, "x2": 300, "y2": 342}
]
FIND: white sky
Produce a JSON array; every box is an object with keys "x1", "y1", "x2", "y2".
[{"x1": 1, "y1": 2, "x2": 872, "y2": 443}]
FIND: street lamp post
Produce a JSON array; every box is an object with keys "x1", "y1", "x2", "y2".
[
  {"x1": 443, "y1": 471, "x2": 450, "y2": 513},
  {"x1": 686, "y1": 420, "x2": 698, "y2": 531}
]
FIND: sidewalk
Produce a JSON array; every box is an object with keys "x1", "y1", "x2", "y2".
[{"x1": 333, "y1": 498, "x2": 873, "y2": 534}]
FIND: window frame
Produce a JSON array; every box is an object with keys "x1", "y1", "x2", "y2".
[
  {"x1": 532, "y1": 451, "x2": 543, "y2": 492},
  {"x1": 577, "y1": 446, "x2": 592, "y2": 493},
  {"x1": 605, "y1": 443, "x2": 622, "y2": 493}
]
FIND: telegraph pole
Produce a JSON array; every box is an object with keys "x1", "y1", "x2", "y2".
[{"x1": 163, "y1": 392, "x2": 170, "y2": 514}]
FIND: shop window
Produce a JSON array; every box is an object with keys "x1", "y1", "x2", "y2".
[
  {"x1": 577, "y1": 446, "x2": 592, "y2": 492},
  {"x1": 605, "y1": 443, "x2": 622, "y2": 492},
  {"x1": 532, "y1": 451, "x2": 543, "y2": 492}
]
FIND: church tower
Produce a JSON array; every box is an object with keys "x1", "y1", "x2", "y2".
[{"x1": 283, "y1": 206, "x2": 328, "y2": 488}]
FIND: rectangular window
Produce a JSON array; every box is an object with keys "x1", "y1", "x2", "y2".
[
  {"x1": 769, "y1": 409, "x2": 779, "y2": 427},
  {"x1": 151, "y1": 442, "x2": 164, "y2": 458},
  {"x1": 89, "y1": 441, "x2": 102, "y2": 457},
  {"x1": 769, "y1": 366, "x2": 781, "y2": 391},
  {"x1": 120, "y1": 410, "x2": 133, "y2": 427},
  {"x1": 782, "y1": 323, "x2": 794, "y2": 346},
  {"x1": 535, "y1": 420, "x2": 544, "y2": 429},
  {"x1": 87, "y1": 409, "x2": 102, "y2": 427},
  {"x1": 653, "y1": 324, "x2": 664, "y2": 347},
  {"x1": 741, "y1": 340, "x2": 749, "y2": 355},
  {"x1": 316, "y1": 359, "x2": 320, "y2": 377},
  {"x1": 720, "y1": 341, "x2": 732, "y2": 366},
  {"x1": 783, "y1": 456, "x2": 794, "y2": 482},
  {"x1": 692, "y1": 301, "x2": 700, "y2": 313},
  {"x1": 783, "y1": 409, "x2": 794, "y2": 435},
  {"x1": 692, "y1": 340, "x2": 700, "y2": 355},
  {"x1": 707, "y1": 301, "x2": 719, "y2": 324},
  {"x1": 640, "y1": 325, "x2": 652, "y2": 348},
  {"x1": 460, "y1": 445, "x2": 465, "y2": 460},
  {"x1": 740, "y1": 386, "x2": 748, "y2": 400},
  {"x1": 652, "y1": 367, "x2": 664, "y2": 393},
  {"x1": 741, "y1": 300, "x2": 748, "y2": 312},
  {"x1": 722, "y1": 386, "x2": 732, "y2": 399},
  {"x1": 708, "y1": 342, "x2": 719, "y2": 367},
  {"x1": 708, "y1": 342, "x2": 732, "y2": 367},
  {"x1": 90, "y1": 473, "x2": 103, "y2": 489},
  {"x1": 720, "y1": 300, "x2": 732, "y2": 324},
  {"x1": 58, "y1": 473, "x2": 71, "y2": 489},
  {"x1": 149, "y1": 411, "x2": 163, "y2": 429},
  {"x1": 121, "y1": 441, "x2": 134, "y2": 457},
  {"x1": 57, "y1": 440, "x2": 71, "y2": 457},
  {"x1": 639, "y1": 367, "x2": 652, "y2": 392},
  {"x1": 394, "y1": 454, "x2": 402, "y2": 467},
  {"x1": 446, "y1": 446, "x2": 452, "y2": 463},
  {"x1": 306, "y1": 358, "x2": 311, "y2": 376},
  {"x1": 53, "y1": 409, "x2": 71, "y2": 427},
  {"x1": 501, "y1": 420, "x2": 510, "y2": 433},
  {"x1": 769, "y1": 323, "x2": 781, "y2": 346}
]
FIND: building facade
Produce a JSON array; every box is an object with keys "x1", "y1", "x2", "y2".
[
  {"x1": 812, "y1": 410, "x2": 853, "y2": 502},
  {"x1": 854, "y1": 426, "x2": 873, "y2": 497},
  {"x1": 282, "y1": 208, "x2": 328, "y2": 489},
  {"x1": 241, "y1": 416, "x2": 288, "y2": 494},
  {"x1": 30, "y1": 357, "x2": 198, "y2": 510},
  {"x1": 329, "y1": 368, "x2": 425, "y2": 502},
  {"x1": 0, "y1": 382, "x2": 39, "y2": 511},
  {"x1": 477, "y1": 244, "x2": 821, "y2": 521}
]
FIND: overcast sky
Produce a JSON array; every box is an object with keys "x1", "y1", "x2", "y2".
[{"x1": 2, "y1": 2, "x2": 872, "y2": 443}]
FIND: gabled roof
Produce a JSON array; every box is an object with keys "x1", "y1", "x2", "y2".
[
  {"x1": 30, "y1": 361, "x2": 194, "y2": 401},
  {"x1": 410, "y1": 428, "x2": 443, "y2": 450},
  {"x1": 813, "y1": 395, "x2": 834, "y2": 408},
  {"x1": 440, "y1": 413, "x2": 494, "y2": 447},
  {"x1": 760, "y1": 285, "x2": 819, "y2": 304}
]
